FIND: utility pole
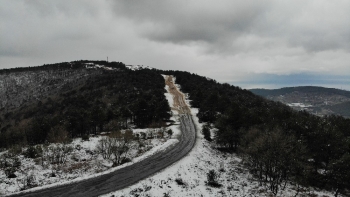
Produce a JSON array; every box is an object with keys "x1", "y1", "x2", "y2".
[{"x1": 107, "y1": 56, "x2": 108, "y2": 62}]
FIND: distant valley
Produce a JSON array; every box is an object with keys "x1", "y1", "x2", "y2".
[{"x1": 250, "y1": 86, "x2": 350, "y2": 118}]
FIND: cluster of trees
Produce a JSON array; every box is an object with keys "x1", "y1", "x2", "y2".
[
  {"x1": 0, "y1": 62, "x2": 171, "y2": 149},
  {"x1": 162, "y1": 70, "x2": 350, "y2": 196}
]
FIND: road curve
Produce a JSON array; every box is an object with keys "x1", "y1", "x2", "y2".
[{"x1": 8, "y1": 75, "x2": 196, "y2": 197}]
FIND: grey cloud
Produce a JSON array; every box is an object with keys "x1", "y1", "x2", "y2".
[
  {"x1": 110, "y1": 0, "x2": 350, "y2": 53},
  {"x1": 0, "y1": 1, "x2": 108, "y2": 60},
  {"x1": 110, "y1": 1, "x2": 267, "y2": 45},
  {"x1": 23, "y1": 0, "x2": 99, "y2": 18},
  {"x1": 1, "y1": 0, "x2": 350, "y2": 90}
]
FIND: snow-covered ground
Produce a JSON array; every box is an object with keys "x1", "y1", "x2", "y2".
[
  {"x1": 102, "y1": 109, "x2": 336, "y2": 197},
  {"x1": 0, "y1": 131, "x2": 180, "y2": 196},
  {"x1": 1, "y1": 75, "x2": 338, "y2": 196},
  {"x1": 103, "y1": 77, "x2": 336, "y2": 197}
]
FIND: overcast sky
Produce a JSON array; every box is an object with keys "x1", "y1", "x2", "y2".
[{"x1": 1, "y1": 0, "x2": 350, "y2": 90}]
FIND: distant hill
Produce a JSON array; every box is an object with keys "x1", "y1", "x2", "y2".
[
  {"x1": 250, "y1": 86, "x2": 350, "y2": 118},
  {"x1": 328, "y1": 101, "x2": 350, "y2": 117},
  {"x1": 250, "y1": 86, "x2": 350, "y2": 98}
]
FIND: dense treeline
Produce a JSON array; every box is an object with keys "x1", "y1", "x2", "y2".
[
  {"x1": 0, "y1": 63, "x2": 171, "y2": 149},
  {"x1": 161, "y1": 70, "x2": 350, "y2": 196}
]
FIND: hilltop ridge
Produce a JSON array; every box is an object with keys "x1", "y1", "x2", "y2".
[{"x1": 250, "y1": 86, "x2": 350, "y2": 117}]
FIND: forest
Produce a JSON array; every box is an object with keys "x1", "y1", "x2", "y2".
[
  {"x1": 0, "y1": 61, "x2": 171, "y2": 149},
  {"x1": 0, "y1": 62, "x2": 349, "y2": 196},
  {"x1": 161, "y1": 70, "x2": 350, "y2": 196}
]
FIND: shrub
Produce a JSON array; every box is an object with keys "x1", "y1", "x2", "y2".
[
  {"x1": 206, "y1": 170, "x2": 221, "y2": 187},
  {"x1": 130, "y1": 188, "x2": 144, "y2": 196},
  {"x1": 24, "y1": 145, "x2": 42, "y2": 158},
  {"x1": 163, "y1": 192, "x2": 170, "y2": 197},
  {"x1": 167, "y1": 129, "x2": 173, "y2": 138},
  {"x1": 75, "y1": 144, "x2": 82, "y2": 150},
  {"x1": 8, "y1": 145, "x2": 23, "y2": 156},
  {"x1": 63, "y1": 162, "x2": 89, "y2": 173},
  {"x1": 82, "y1": 134, "x2": 89, "y2": 141},
  {"x1": 18, "y1": 173, "x2": 37, "y2": 191},
  {"x1": 140, "y1": 132, "x2": 146, "y2": 140},
  {"x1": 50, "y1": 172, "x2": 56, "y2": 177},
  {"x1": 2, "y1": 155, "x2": 21, "y2": 178},
  {"x1": 47, "y1": 144, "x2": 73, "y2": 164},
  {"x1": 201, "y1": 123, "x2": 212, "y2": 141},
  {"x1": 6, "y1": 168, "x2": 17, "y2": 178},
  {"x1": 175, "y1": 178, "x2": 185, "y2": 186},
  {"x1": 121, "y1": 158, "x2": 132, "y2": 165}
]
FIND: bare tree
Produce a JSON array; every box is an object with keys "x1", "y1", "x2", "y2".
[
  {"x1": 97, "y1": 136, "x2": 112, "y2": 159},
  {"x1": 97, "y1": 130, "x2": 135, "y2": 167},
  {"x1": 46, "y1": 144, "x2": 73, "y2": 165},
  {"x1": 110, "y1": 130, "x2": 134, "y2": 166}
]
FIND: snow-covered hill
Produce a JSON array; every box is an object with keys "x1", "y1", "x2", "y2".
[
  {"x1": 103, "y1": 78, "x2": 336, "y2": 197},
  {"x1": 103, "y1": 109, "x2": 335, "y2": 197},
  {"x1": 0, "y1": 69, "x2": 344, "y2": 197}
]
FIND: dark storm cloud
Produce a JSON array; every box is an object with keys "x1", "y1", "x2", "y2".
[{"x1": 110, "y1": 0, "x2": 350, "y2": 53}]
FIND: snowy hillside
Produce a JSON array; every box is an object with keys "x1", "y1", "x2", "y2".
[
  {"x1": 103, "y1": 111, "x2": 336, "y2": 197},
  {"x1": 0, "y1": 74, "x2": 179, "y2": 195}
]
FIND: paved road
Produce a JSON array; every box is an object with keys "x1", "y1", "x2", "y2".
[{"x1": 8, "y1": 76, "x2": 196, "y2": 197}]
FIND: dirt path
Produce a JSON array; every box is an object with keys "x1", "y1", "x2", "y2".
[
  {"x1": 165, "y1": 75, "x2": 191, "y2": 114},
  {"x1": 9, "y1": 75, "x2": 196, "y2": 197}
]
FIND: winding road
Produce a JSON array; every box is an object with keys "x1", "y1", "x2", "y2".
[{"x1": 9, "y1": 75, "x2": 196, "y2": 197}]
